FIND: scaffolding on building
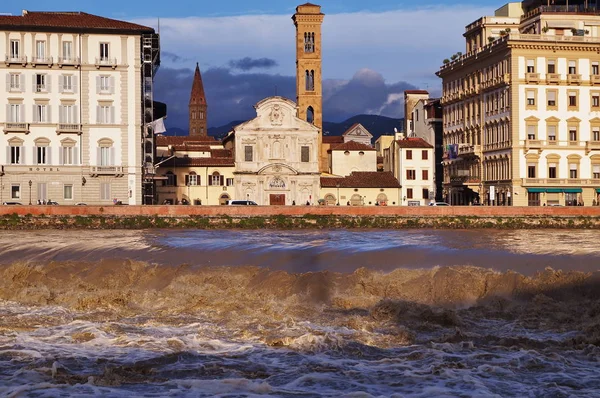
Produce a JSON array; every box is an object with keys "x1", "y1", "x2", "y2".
[{"x1": 141, "y1": 33, "x2": 161, "y2": 205}]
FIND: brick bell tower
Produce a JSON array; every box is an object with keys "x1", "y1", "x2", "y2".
[
  {"x1": 293, "y1": 4, "x2": 324, "y2": 128},
  {"x1": 189, "y1": 63, "x2": 207, "y2": 136}
]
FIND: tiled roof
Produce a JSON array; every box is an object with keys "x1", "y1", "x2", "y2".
[
  {"x1": 404, "y1": 90, "x2": 429, "y2": 95},
  {"x1": 171, "y1": 145, "x2": 212, "y2": 152},
  {"x1": 329, "y1": 141, "x2": 375, "y2": 152},
  {"x1": 211, "y1": 149, "x2": 232, "y2": 158},
  {"x1": 321, "y1": 172, "x2": 400, "y2": 189},
  {"x1": 322, "y1": 136, "x2": 344, "y2": 144},
  {"x1": 156, "y1": 136, "x2": 218, "y2": 146},
  {"x1": 0, "y1": 11, "x2": 154, "y2": 33},
  {"x1": 395, "y1": 138, "x2": 433, "y2": 148},
  {"x1": 159, "y1": 157, "x2": 234, "y2": 167}
]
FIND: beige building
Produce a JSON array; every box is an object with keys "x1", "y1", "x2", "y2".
[
  {"x1": 320, "y1": 172, "x2": 401, "y2": 206},
  {"x1": 328, "y1": 141, "x2": 377, "y2": 176},
  {"x1": 438, "y1": 0, "x2": 600, "y2": 206},
  {"x1": 388, "y1": 137, "x2": 435, "y2": 206},
  {"x1": 0, "y1": 11, "x2": 159, "y2": 205}
]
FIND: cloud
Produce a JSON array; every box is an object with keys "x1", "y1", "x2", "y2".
[
  {"x1": 154, "y1": 66, "x2": 418, "y2": 131},
  {"x1": 228, "y1": 57, "x2": 278, "y2": 71}
]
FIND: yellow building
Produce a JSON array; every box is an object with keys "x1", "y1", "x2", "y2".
[{"x1": 437, "y1": 0, "x2": 600, "y2": 206}]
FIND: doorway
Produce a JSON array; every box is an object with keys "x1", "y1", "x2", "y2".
[{"x1": 270, "y1": 194, "x2": 285, "y2": 205}]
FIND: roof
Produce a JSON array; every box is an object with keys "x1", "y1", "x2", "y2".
[
  {"x1": 321, "y1": 172, "x2": 401, "y2": 189},
  {"x1": 160, "y1": 157, "x2": 234, "y2": 168},
  {"x1": 404, "y1": 90, "x2": 429, "y2": 95},
  {"x1": 322, "y1": 136, "x2": 344, "y2": 144},
  {"x1": 190, "y1": 63, "x2": 207, "y2": 106},
  {"x1": 171, "y1": 145, "x2": 212, "y2": 152},
  {"x1": 395, "y1": 138, "x2": 433, "y2": 149},
  {"x1": 329, "y1": 141, "x2": 375, "y2": 152},
  {"x1": 156, "y1": 136, "x2": 218, "y2": 146},
  {"x1": 0, "y1": 11, "x2": 154, "y2": 34}
]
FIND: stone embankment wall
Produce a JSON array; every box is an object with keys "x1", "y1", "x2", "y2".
[{"x1": 0, "y1": 205, "x2": 598, "y2": 229}]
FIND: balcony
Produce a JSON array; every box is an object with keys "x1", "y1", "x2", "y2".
[
  {"x1": 458, "y1": 144, "x2": 481, "y2": 157},
  {"x1": 30, "y1": 56, "x2": 53, "y2": 67},
  {"x1": 567, "y1": 74, "x2": 582, "y2": 85},
  {"x1": 546, "y1": 73, "x2": 560, "y2": 84},
  {"x1": 58, "y1": 56, "x2": 81, "y2": 67},
  {"x1": 592, "y1": 75, "x2": 600, "y2": 85},
  {"x1": 3, "y1": 123, "x2": 30, "y2": 134},
  {"x1": 525, "y1": 139, "x2": 543, "y2": 151},
  {"x1": 523, "y1": 178, "x2": 600, "y2": 187},
  {"x1": 95, "y1": 57, "x2": 117, "y2": 69},
  {"x1": 90, "y1": 166, "x2": 124, "y2": 176},
  {"x1": 4, "y1": 55, "x2": 27, "y2": 66},
  {"x1": 56, "y1": 124, "x2": 82, "y2": 135},
  {"x1": 525, "y1": 72, "x2": 540, "y2": 83},
  {"x1": 586, "y1": 140, "x2": 600, "y2": 154},
  {"x1": 8, "y1": 84, "x2": 23, "y2": 93}
]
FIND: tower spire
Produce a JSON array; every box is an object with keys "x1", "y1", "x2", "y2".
[{"x1": 189, "y1": 63, "x2": 208, "y2": 136}]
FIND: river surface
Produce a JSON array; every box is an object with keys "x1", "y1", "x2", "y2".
[{"x1": 0, "y1": 229, "x2": 599, "y2": 397}]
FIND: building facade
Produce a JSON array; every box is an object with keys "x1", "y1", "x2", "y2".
[
  {"x1": 438, "y1": 0, "x2": 600, "y2": 206},
  {"x1": 0, "y1": 11, "x2": 158, "y2": 205},
  {"x1": 390, "y1": 137, "x2": 435, "y2": 206}
]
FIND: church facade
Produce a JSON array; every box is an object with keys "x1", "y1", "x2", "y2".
[{"x1": 226, "y1": 97, "x2": 320, "y2": 205}]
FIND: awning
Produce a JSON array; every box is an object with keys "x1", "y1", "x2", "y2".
[
  {"x1": 563, "y1": 188, "x2": 582, "y2": 193},
  {"x1": 527, "y1": 188, "x2": 546, "y2": 193},
  {"x1": 596, "y1": 188, "x2": 600, "y2": 193},
  {"x1": 546, "y1": 188, "x2": 563, "y2": 193}
]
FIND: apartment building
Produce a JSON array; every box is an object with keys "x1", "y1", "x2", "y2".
[
  {"x1": 0, "y1": 11, "x2": 159, "y2": 205},
  {"x1": 388, "y1": 137, "x2": 435, "y2": 206},
  {"x1": 438, "y1": 0, "x2": 600, "y2": 206}
]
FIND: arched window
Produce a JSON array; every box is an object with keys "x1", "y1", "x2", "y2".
[
  {"x1": 272, "y1": 141, "x2": 282, "y2": 159},
  {"x1": 305, "y1": 70, "x2": 315, "y2": 91},
  {"x1": 324, "y1": 194, "x2": 336, "y2": 206},
  {"x1": 219, "y1": 193, "x2": 230, "y2": 205},
  {"x1": 377, "y1": 193, "x2": 388, "y2": 206},
  {"x1": 97, "y1": 138, "x2": 114, "y2": 166},
  {"x1": 350, "y1": 194, "x2": 362, "y2": 206},
  {"x1": 210, "y1": 171, "x2": 224, "y2": 186},
  {"x1": 304, "y1": 32, "x2": 315, "y2": 53},
  {"x1": 185, "y1": 171, "x2": 199, "y2": 186},
  {"x1": 165, "y1": 171, "x2": 176, "y2": 186},
  {"x1": 307, "y1": 106, "x2": 314, "y2": 124}
]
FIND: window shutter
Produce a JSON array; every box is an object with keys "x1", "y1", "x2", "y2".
[
  {"x1": 74, "y1": 106, "x2": 79, "y2": 124},
  {"x1": 20, "y1": 105, "x2": 24, "y2": 123},
  {"x1": 110, "y1": 106, "x2": 115, "y2": 124},
  {"x1": 173, "y1": 175, "x2": 177, "y2": 186},
  {"x1": 46, "y1": 75, "x2": 51, "y2": 92},
  {"x1": 208, "y1": 176, "x2": 212, "y2": 186},
  {"x1": 96, "y1": 76, "x2": 101, "y2": 93},
  {"x1": 110, "y1": 76, "x2": 115, "y2": 94},
  {"x1": 59, "y1": 75, "x2": 64, "y2": 93},
  {"x1": 32, "y1": 105, "x2": 37, "y2": 123},
  {"x1": 19, "y1": 146, "x2": 24, "y2": 165},
  {"x1": 110, "y1": 147, "x2": 115, "y2": 165},
  {"x1": 59, "y1": 147, "x2": 63, "y2": 165},
  {"x1": 220, "y1": 175, "x2": 224, "y2": 186},
  {"x1": 32, "y1": 74, "x2": 36, "y2": 92},
  {"x1": 96, "y1": 106, "x2": 101, "y2": 124},
  {"x1": 5, "y1": 74, "x2": 9, "y2": 91},
  {"x1": 73, "y1": 76, "x2": 78, "y2": 93},
  {"x1": 197, "y1": 176, "x2": 201, "y2": 186},
  {"x1": 6, "y1": 147, "x2": 10, "y2": 164},
  {"x1": 5, "y1": 105, "x2": 9, "y2": 122},
  {"x1": 47, "y1": 147, "x2": 52, "y2": 165},
  {"x1": 185, "y1": 175, "x2": 189, "y2": 186},
  {"x1": 74, "y1": 146, "x2": 79, "y2": 165},
  {"x1": 97, "y1": 147, "x2": 101, "y2": 165},
  {"x1": 33, "y1": 147, "x2": 37, "y2": 164},
  {"x1": 47, "y1": 105, "x2": 51, "y2": 123}
]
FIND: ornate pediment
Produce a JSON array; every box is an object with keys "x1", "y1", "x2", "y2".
[{"x1": 258, "y1": 163, "x2": 298, "y2": 175}]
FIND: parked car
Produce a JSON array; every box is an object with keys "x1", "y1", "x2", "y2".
[
  {"x1": 46, "y1": 200, "x2": 59, "y2": 205},
  {"x1": 226, "y1": 200, "x2": 258, "y2": 205},
  {"x1": 75, "y1": 202, "x2": 87, "y2": 206},
  {"x1": 2, "y1": 201, "x2": 22, "y2": 205},
  {"x1": 429, "y1": 202, "x2": 450, "y2": 206}
]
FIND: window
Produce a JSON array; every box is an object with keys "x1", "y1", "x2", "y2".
[
  {"x1": 593, "y1": 62, "x2": 600, "y2": 76},
  {"x1": 61, "y1": 146, "x2": 76, "y2": 165},
  {"x1": 569, "y1": 163, "x2": 578, "y2": 179},
  {"x1": 62, "y1": 41, "x2": 72, "y2": 61},
  {"x1": 8, "y1": 104, "x2": 22, "y2": 122},
  {"x1": 569, "y1": 128, "x2": 577, "y2": 142},
  {"x1": 528, "y1": 192, "x2": 540, "y2": 206},
  {"x1": 593, "y1": 93, "x2": 600, "y2": 108},
  {"x1": 9, "y1": 39, "x2": 19, "y2": 59},
  {"x1": 98, "y1": 146, "x2": 113, "y2": 166},
  {"x1": 406, "y1": 188, "x2": 413, "y2": 199},
  {"x1": 185, "y1": 173, "x2": 199, "y2": 186},
  {"x1": 244, "y1": 145, "x2": 253, "y2": 162},
  {"x1": 100, "y1": 183, "x2": 111, "y2": 200},
  {"x1": 59, "y1": 105, "x2": 77, "y2": 124},
  {"x1": 421, "y1": 150, "x2": 428, "y2": 160},
  {"x1": 528, "y1": 164, "x2": 536, "y2": 178},
  {"x1": 547, "y1": 60, "x2": 555, "y2": 74},
  {"x1": 305, "y1": 70, "x2": 314, "y2": 91},
  {"x1": 100, "y1": 43, "x2": 110, "y2": 60},
  {"x1": 35, "y1": 74, "x2": 48, "y2": 92},
  {"x1": 406, "y1": 170, "x2": 416, "y2": 180},
  {"x1": 422, "y1": 188, "x2": 429, "y2": 199},
  {"x1": 35, "y1": 40, "x2": 46, "y2": 61},
  {"x1": 568, "y1": 60, "x2": 577, "y2": 75},
  {"x1": 97, "y1": 105, "x2": 114, "y2": 124},
  {"x1": 527, "y1": 90, "x2": 535, "y2": 106},
  {"x1": 304, "y1": 32, "x2": 315, "y2": 53},
  {"x1": 422, "y1": 170, "x2": 429, "y2": 180},
  {"x1": 165, "y1": 172, "x2": 176, "y2": 187},
  {"x1": 527, "y1": 59, "x2": 535, "y2": 73},
  {"x1": 593, "y1": 164, "x2": 600, "y2": 179},
  {"x1": 548, "y1": 163, "x2": 557, "y2": 179},
  {"x1": 60, "y1": 75, "x2": 75, "y2": 92},
  {"x1": 548, "y1": 125, "x2": 557, "y2": 142},
  {"x1": 593, "y1": 127, "x2": 600, "y2": 141},
  {"x1": 547, "y1": 90, "x2": 556, "y2": 107},
  {"x1": 34, "y1": 104, "x2": 49, "y2": 123},
  {"x1": 64, "y1": 184, "x2": 73, "y2": 200},
  {"x1": 406, "y1": 150, "x2": 412, "y2": 160},
  {"x1": 11, "y1": 184, "x2": 20, "y2": 199},
  {"x1": 8, "y1": 74, "x2": 21, "y2": 92},
  {"x1": 226, "y1": 178, "x2": 234, "y2": 186},
  {"x1": 10, "y1": 145, "x2": 21, "y2": 164},
  {"x1": 527, "y1": 125, "x2": 536, "y2": 140},
  {"x1": 36, "y1": 146, "x2": 48, "y2": 165},
  {"x1": 301, "y1": 146, "x2": 310, "y2": 162},
  {"x1": 568, "y1": 91, "x2": 577, "y2": 107},
  {"x1": 98, "y1": 76, "x2": 113, "y2": 93},
  {"x1": 210, "y1": 173, "x2": 224, "y2": 186}
]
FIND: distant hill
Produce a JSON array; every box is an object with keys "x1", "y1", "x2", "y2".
[{"x1": 166, "y1": 115, "x2": 403, "y2": 142}]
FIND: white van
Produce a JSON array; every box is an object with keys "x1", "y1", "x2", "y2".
[{"x1": 226, "y1": 200, "x2": 258, "y2": 205}]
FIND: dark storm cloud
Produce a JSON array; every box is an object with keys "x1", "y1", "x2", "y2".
[
  {"x1": 153, "y1": 66, "x2": 417, "y2": 132},
  {"x1": 161, "y1": 51, "x2": 191, "y2": 63},
  {"x1": 228, "y1": 57, "x2": 279, "y2": 71}
]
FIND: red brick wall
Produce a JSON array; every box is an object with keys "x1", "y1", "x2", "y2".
[{"x1": 1, "y1": 205, "x2": 599, "y2": 217}]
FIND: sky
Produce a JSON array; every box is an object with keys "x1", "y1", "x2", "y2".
[{"x1": 7, "y1": 0, "x2": 504, "y2": 130}]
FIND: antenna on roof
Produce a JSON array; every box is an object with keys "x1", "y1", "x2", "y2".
[{"x1": 157, "y1": 17, "x2": 160, "y2": 34}]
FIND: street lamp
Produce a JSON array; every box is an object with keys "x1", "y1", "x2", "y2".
[
  {"x1": 336, "y1": 183, "x2": 340, "y2": 206},
  {"x1": 28, "y1": 180, "x2": 32, "y2": 205}
]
